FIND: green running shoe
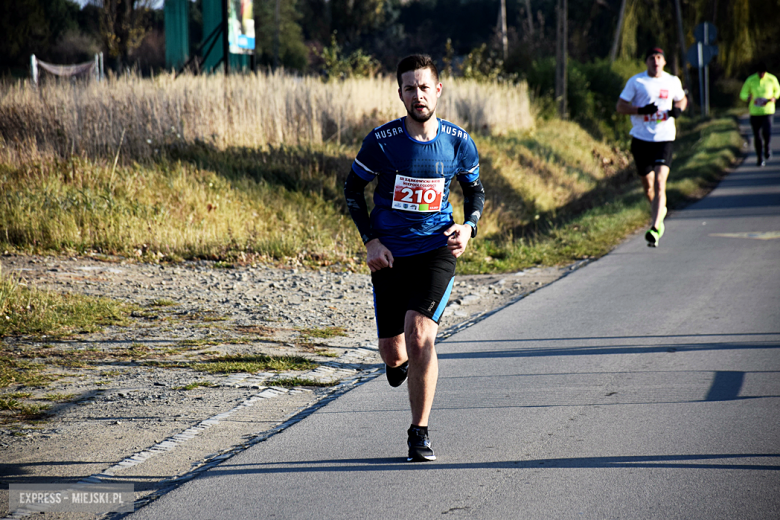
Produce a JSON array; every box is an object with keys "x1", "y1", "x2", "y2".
[{"x1": 645, "y1": 227, "x2": 660, "y2": 247}]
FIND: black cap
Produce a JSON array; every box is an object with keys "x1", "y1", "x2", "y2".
[{"x1": 645, "y1": 47, "x2": 665, "y2": 60}]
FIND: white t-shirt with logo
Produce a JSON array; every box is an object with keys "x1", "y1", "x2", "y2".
[{"x1": 620, "y1": 71, "x2": 686, "y2": 142}]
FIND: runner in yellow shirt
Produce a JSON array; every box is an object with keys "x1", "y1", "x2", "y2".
[{"x1": 740, "y1": 62, "x2": 780, "y2": 167}]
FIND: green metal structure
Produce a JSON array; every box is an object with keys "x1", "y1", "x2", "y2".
[
  {"x1": 164, "y1": 0, "x2": 189, "y2": 70},
  {"x1": 202, "y1": 0, "x2": 250, "y2": 73}
]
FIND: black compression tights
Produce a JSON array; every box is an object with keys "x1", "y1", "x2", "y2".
[{"x1": 750, "y1": 115, "x2": 772, "y2": 158}]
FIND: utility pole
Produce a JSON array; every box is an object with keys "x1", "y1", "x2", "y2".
[
  {"x1": 221, "y1": 0, "x2": 229, "y2": 74},
  {"x1": 500, "y1": 0, "x2": 508, "y2": 61},
  {"x1": 555, "y1": 0, "x2": 567, "y2": 119},
  {"x1": 610, "y1": 0, "x2": 627, "y2": 62},
  {"x1": 273, "y1": 0, "x2": 281, "y2": 69},
  {"x1": 674, "y1": 0, "x2": 692, "y2": 90}
]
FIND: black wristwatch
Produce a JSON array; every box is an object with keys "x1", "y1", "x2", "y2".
[{"x1": 465, "y1": 221, "x2": 477, "y2": 238}]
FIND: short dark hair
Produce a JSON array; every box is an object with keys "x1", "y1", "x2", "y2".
[
  {"x1": 396, "y1": 54, "x2": 439, "y2": 88},
  {"x1": 756, "y1": 61, "x2": 768, "y2": 74}
]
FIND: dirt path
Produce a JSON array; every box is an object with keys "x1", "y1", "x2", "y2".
[{"x1": 0, "y1": 254, "x2": 586, "y2": 518}]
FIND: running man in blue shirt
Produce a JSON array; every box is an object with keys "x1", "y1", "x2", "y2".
[{"x1": 344, "y1": 54, "x2": 485, "y2": 462}]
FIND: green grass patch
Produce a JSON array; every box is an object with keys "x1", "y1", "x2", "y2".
[
  {"x1": 235, "y1": 325, "x2": 276, "y2": 336},
  {"x1": 177, "y1": 338, "x2": 223, "y2": 347},
  {"x1": 225, "y1": 337, "x2": 254, "y2": 345},
  {"x1": 16, "y1": 403, "x2": 51, "y2": 417},
  {"x1": 4, "y1": 391, "x2": 32, "y2": 399},
  {"x1": 132, "y1": 310, "x2": 162, "y2": 319},
  {"x1": 190, "y1": 354, "x2": 317, "y2": 374},
  {"x1": 176, "y1": 337, "x2": 252, "y2": 349},
  {"x1": 0, "y1": 356, "x2": 59, "y2": 388},
  {"x1": 0, "y1": 270, "x2": 135, "y2": 337},
  {"x1": 42, "y1": 393, "x2": 77, "y2": 402},
  {"x1": 174, "y1": 381, "x2": 215, "y2": 390},
  {"x1": 0, "y1": 397, "x2": 22, "y2": 411},
  {"x1": 181, "y1": 314, "x2": 229, "y2": 323},
  {"x1": 101, "y1": 369, "x2": 126, "y2": 377},
  {"x1": 0, "y1": 397, "x2": 51, "y2": 418},
  {"x1": 48, "y1": 354, "x2": 91, "y2": 368},
  {"x1": 298, "y1": 326, "x2": 348, "y2": 339},
  {"x1": 270, "y1": 377, "x2": 338, "y2": 388}
]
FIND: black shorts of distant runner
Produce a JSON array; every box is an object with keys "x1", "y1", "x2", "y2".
[
  {"x1": 631, "y1": 137, "x2": 674, "y2": 176},
  {"x1": 371, "y1": 246, "x2": 456, "y2": 339}
]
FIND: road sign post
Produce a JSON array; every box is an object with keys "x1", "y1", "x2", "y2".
[
  {"x1": 698, "y1": 43, "x2": 705, "y2": 116},
  {"x1": 687, "y1": 22, "x2": 718, "y2": 118}
]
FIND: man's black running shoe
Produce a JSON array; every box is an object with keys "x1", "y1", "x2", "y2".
[
  {"x1": 386, "y1": 361, "x2": 408, "y2": 387},
  {"x1": 407, "y1": 426, "x2": 436, "y2": 462}
]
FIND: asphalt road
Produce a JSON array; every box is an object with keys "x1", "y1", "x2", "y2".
[{"x1": 129, "y1": 120, "x2": 780, "y2": 520}]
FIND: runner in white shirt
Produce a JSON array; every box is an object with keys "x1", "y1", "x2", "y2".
[{"x1": 617, "y1": 47, "x2": 687, "y2": 247}]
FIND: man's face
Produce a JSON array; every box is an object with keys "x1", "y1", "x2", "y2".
[
  {"x1": 646, "y1": 53, "x2": 666, "y2": 76},
  {"x1": 398, "y1": 68, "x2": 442, "y2": 124}
]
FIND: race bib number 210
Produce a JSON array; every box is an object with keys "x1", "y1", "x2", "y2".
[{"x1": 392, "y1": 175, "x2": 445, "y2": 212}]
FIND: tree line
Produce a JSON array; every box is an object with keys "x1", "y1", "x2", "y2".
[{"x1": 2, "y1": 1, "x2": 777, "y2": 77}]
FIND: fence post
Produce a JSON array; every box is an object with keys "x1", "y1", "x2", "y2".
[{"x1": 31, "y1": 54, "x2": 38, "y2": 87}]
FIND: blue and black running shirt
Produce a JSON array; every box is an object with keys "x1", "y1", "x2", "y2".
[{"x1": 351, "y1": 117, "x2": 480, "y2": 257}]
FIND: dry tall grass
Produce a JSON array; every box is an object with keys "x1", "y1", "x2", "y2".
[{"x1": 0, "y1": 71, "x2": 533, "y2": 163}]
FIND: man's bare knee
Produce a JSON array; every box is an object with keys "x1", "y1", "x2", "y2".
[
  {"x1": 379, "y1": 336, "x2": 406, "y2": 367},
  {"x1": 404, "y1": 312, "x2": 437, "y2": 362}
]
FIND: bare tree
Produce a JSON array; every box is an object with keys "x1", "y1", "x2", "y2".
[
  {"x1": 91, "y1": 0, "x2": 152, "y2": 69},
  {"x1": 610, "y1": 0, "x2": 627, "y2": 62},
  {"x1": 524, "y1": 0, "x2": 534, "y2": 36},
  {"x1": 499, "y1": 0, "x2": 508, "y2": 61}
]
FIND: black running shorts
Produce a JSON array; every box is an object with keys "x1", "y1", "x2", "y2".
[
  {"x1": 631, "y1": 138, "x2": 674, "y2": 176},
  {"x1": 371, "y1": 246, "x2": 456, "y2": 339}
]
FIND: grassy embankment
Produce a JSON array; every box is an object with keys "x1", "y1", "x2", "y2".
[
  {"x1": 0, "y1": 72, "x2": 742, "y2": 325},
  {"x1": 0, "y1": 72, "x2": 532, "y2": 265}
]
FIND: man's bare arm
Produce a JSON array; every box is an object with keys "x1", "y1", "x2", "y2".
[
  {"x1": 674, "y1": 95, "x2": 688, "y2": 111},
  {"x1": 616, "y1": 98, "x2": 638, "y2": 115}
]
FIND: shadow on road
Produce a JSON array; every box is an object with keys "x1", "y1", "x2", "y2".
[
  {"x1": 203, "y1": 453, "x2": 780, "y2": 475},
  {"x1": 439, "y1": 333, "x2": 780, "y2": 359}
]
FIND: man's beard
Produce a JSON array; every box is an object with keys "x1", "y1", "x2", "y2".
[{"x1": 406, "y1": 103, "x2": 436, "y2": 123}]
